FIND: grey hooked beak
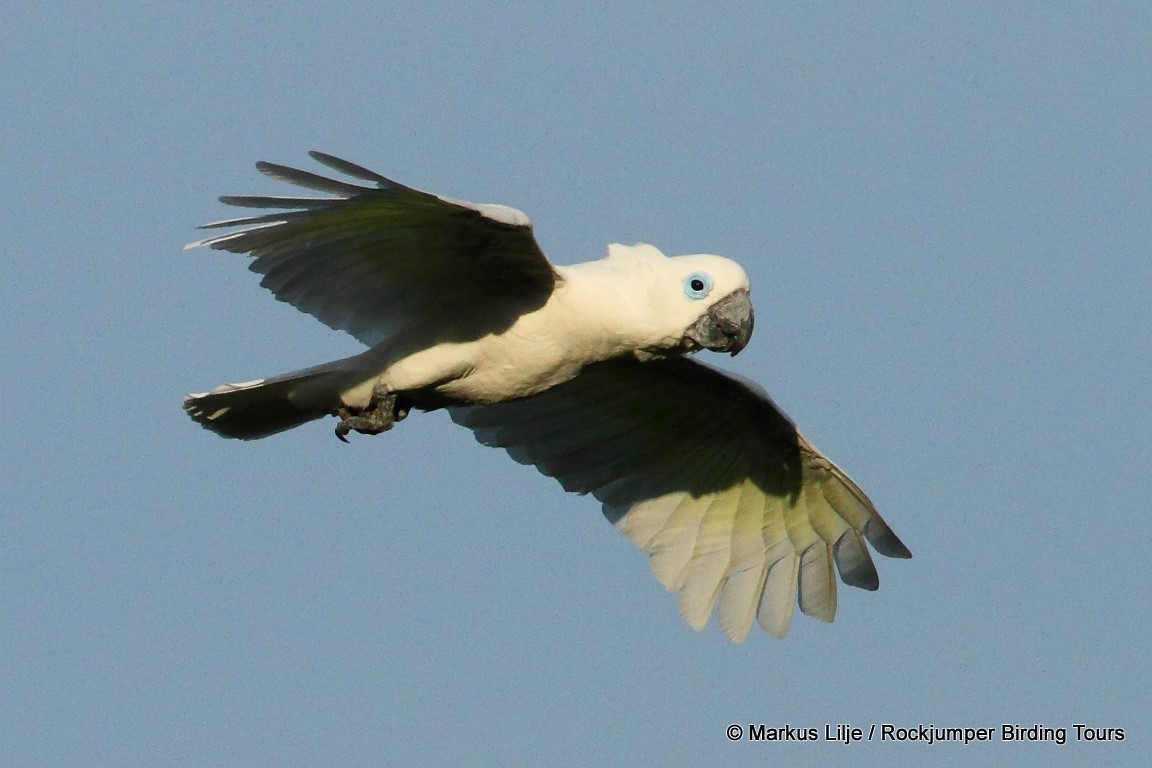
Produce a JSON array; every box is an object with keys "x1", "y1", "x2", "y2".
[{"x1": 683, "y1": 288, "x2": 755, "y2": 356}]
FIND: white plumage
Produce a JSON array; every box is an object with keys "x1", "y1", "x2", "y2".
[{"x1": 184, "y1": 152, "x2": 910, "y2": 642}]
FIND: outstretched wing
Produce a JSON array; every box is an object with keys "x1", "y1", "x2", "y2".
[
  {"x1": 187, "y1": 152, "x2": 559, "y2": 347},
  {"x1": 449, "y1": 357, "x2": 910, "y2": 643}
]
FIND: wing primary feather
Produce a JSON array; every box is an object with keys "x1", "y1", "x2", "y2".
[
  {"x1": 308, "y1": 151, "x2": 406, "y2": 188},
  {"x1": 822, "y1": 480, "x2": 911, "y2": 560},
  {"x1": 197, "y1": 212, "x2": 311, "y2": 230},
  {"x1": 714, "y1": 478, "x2": 767, "y2": 642},
  {"x1": 675, "y1": 494, "x2": 735, "y2": 631},
  {"x1": 862, "y1": 520, "x2": 913, "y2": 559},
  {"x1": 217, "y1": 195, "x2": 340, "y2": 210},
  {"x1": 674, "y1": 453, "x2": 753, "y2": 632},
  {"x1": 646, "y1": 494, "x2": 708, "y2": 591},
  {"x1": 807, "y1": 448, "x2": 913, "y2": 560},
  {"x1": 255, "y1": 161, "x2": 370, "y2": 196},
  {"x1": 832, "y1": 530, "x2": 879, "y2": 590},
  {"x1": 641, "y1": 432, "x2": 745, "y2": 595},
  {"x1": 796, "y1": 542, "x2": 837, "y2": 622},
  {"x1": 184, "y1": 229, "x2": 272, "y2": 251},
  {"x1": 756, "y1": 539, "x2": 799, "y2": 639},
  {"x1": 612, "y1": 492, "x2": 687, "y2": 553}
]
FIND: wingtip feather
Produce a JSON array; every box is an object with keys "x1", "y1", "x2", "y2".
[
  {"x1": 307, "y1": 151, "x2": 396, "y2": 186},
  {"x1": 863, "y1": 520, "x2": 913, "y2": 559}
]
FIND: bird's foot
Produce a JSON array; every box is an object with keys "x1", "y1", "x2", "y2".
[{"x1": 334, "y1": 382, "x2": 409, "y2": 442}]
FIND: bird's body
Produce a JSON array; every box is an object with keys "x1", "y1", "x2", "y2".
[{"x1": 185, "y1": 153, "x2": 909, "y2": 642}]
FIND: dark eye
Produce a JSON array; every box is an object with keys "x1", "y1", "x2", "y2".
[{"x1": 683, "y1": 272, "x2": 713, "y2": 300}]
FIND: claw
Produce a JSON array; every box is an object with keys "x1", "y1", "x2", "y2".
[{"x1": 332, "y1": 382, "x2": 400, "y2": 442}]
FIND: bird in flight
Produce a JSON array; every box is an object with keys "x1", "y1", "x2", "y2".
[{"x1": 184, "y1": 152, "x2": 910, "y2": 642}]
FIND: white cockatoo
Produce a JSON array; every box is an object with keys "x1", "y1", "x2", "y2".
[{"x1": 184, "y1": 153, "x2": 910, "y2": 642}]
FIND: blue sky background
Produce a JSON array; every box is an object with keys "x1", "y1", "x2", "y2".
[{"x1": 2, "y1": 2, "x2": 1148, "y2": 766}]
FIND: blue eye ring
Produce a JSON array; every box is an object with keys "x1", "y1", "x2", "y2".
[{"x1": 683, "y1": 272, "x2": 713, "y2": 300}]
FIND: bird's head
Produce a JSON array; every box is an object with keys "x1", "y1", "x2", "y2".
[
  {"x1": 665, "y1": 253, "x2": 754, "y2": 356},
  {"x1": 591, "y1": 244, "x2": 754, "y2": 357}
]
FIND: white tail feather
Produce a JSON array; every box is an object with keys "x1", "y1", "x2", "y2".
[{"x1": 184, "y1": 361, "x2": 365, "y2": 440}]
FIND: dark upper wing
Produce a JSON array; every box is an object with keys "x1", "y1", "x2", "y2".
[
  {"x1": 449, "y1": 356, "x2": 910, "y2": 642},
  {"x1": 186, "y1": 152, "x2": 559, "y2": 347}
]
